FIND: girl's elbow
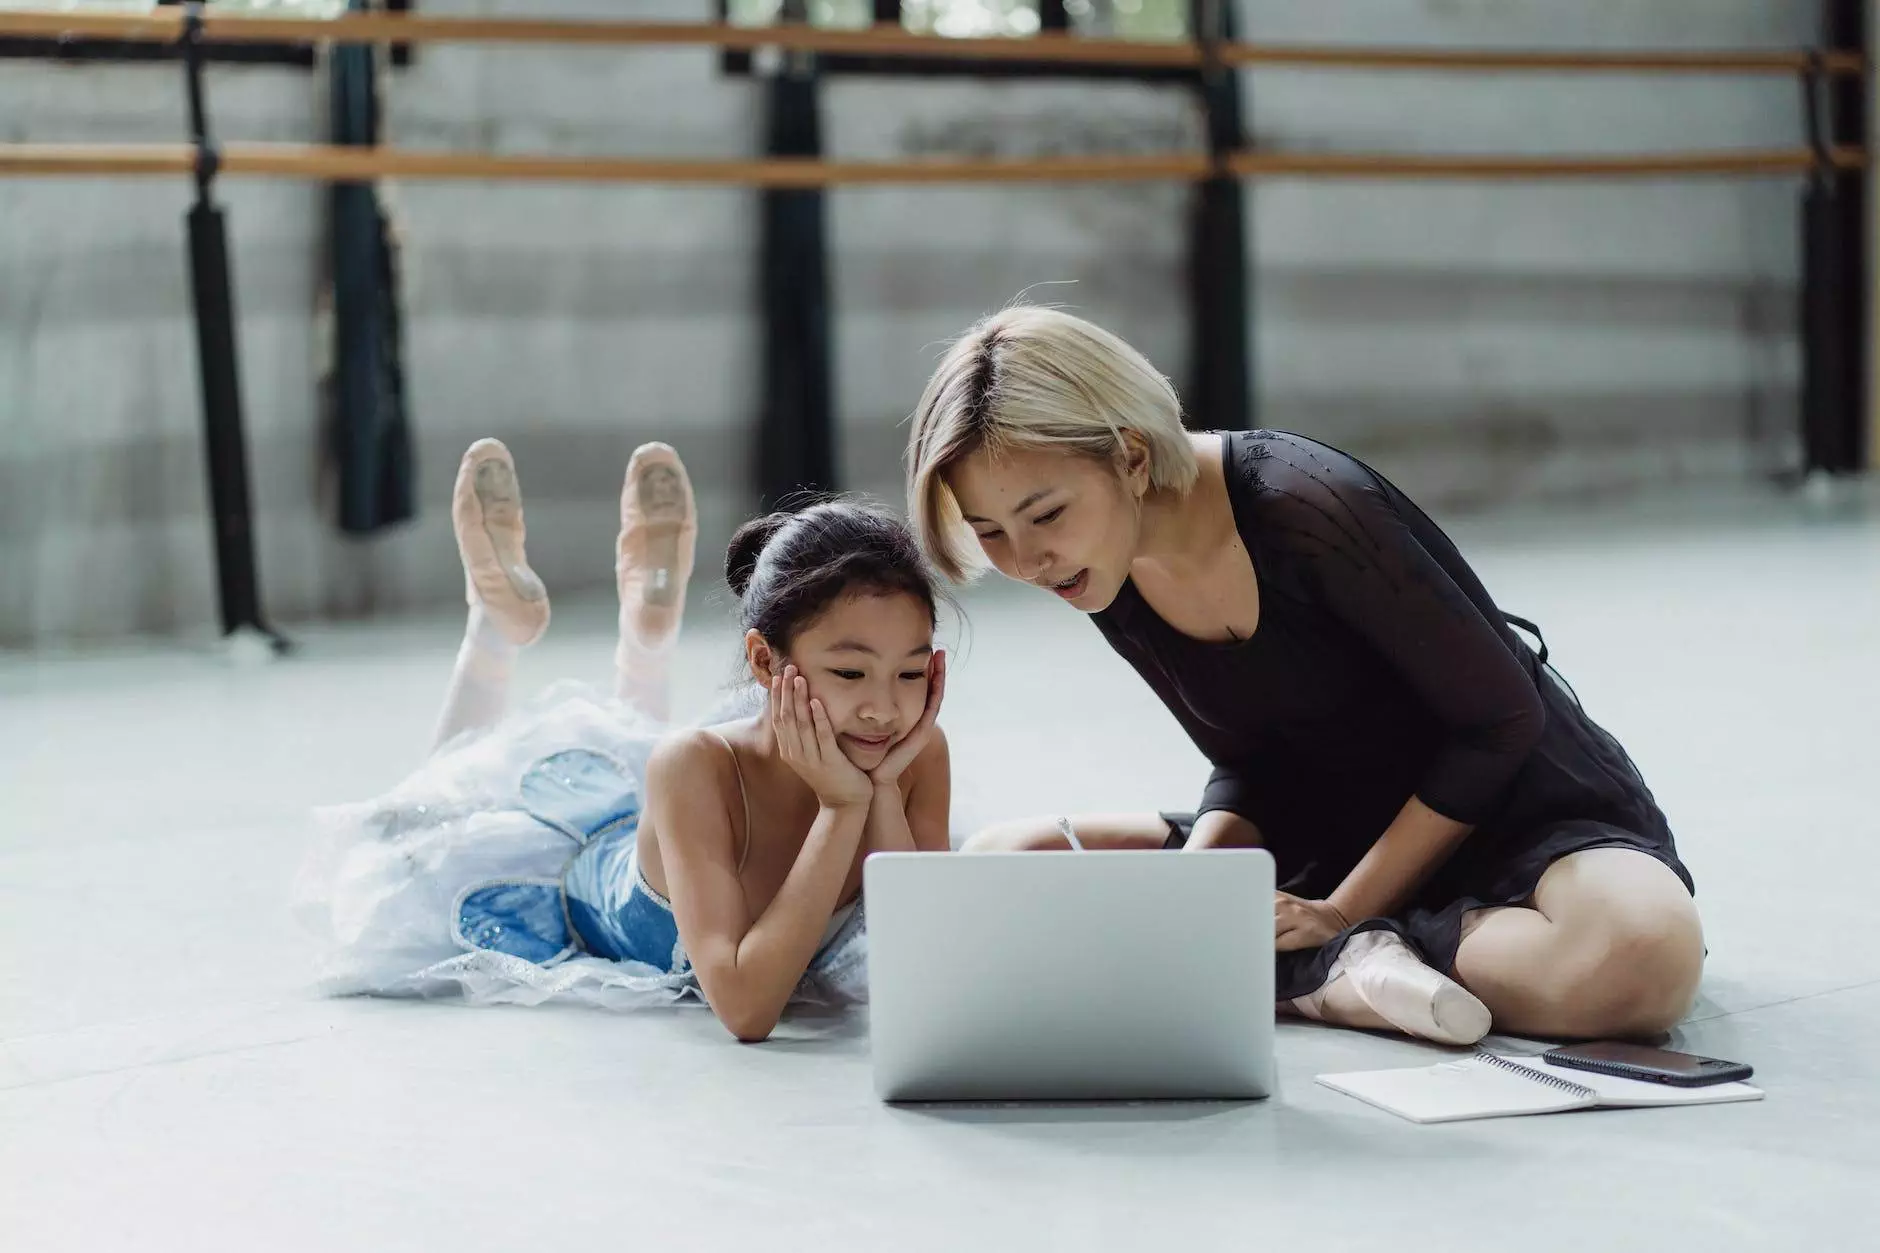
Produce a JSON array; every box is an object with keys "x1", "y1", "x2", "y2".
[
  {"x1": 718, "y1": 1003, "x2": 780, "y2": 1044},
  {"x1": 699, "y1": 968, "x2": 781, "y2": 1043}
]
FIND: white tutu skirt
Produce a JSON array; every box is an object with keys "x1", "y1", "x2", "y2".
[{"x1": 293, "y1": 680, "x2": 867, "y2": 1012}]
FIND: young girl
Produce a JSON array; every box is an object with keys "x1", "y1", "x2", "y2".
[
  {"x1": 297, "y1": 439, "x2": 950, "y2": 1042},
  {"x1": 905, "y1": 307, "x2": 1703, "y2": 1048}
]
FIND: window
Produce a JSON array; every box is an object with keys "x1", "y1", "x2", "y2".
[
  {"x1": 727, "y1": 0, "x2": 1186, "y2": 39},
  {"x1": 720, "y1": 0, "x2": 1194, "y2": 79},
  {"x1": 728, "y1": 0, "x2": 872, "y2": 31},
  {"x1": 901, "y1": 1, "x2": 1043, "y2": 38},
  {"x1": 0, "y1": 0, "x2": 410, "y2": 69}
]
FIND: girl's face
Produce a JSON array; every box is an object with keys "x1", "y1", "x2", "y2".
[
  {"x1": 764, "y1": 591, "x2": 935, "y2": 771},
  {"x1": 945, "y1": 444, "x2": 1144, "y2": 614}
]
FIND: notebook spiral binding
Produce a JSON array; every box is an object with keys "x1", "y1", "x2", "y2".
[{"x1": 1474, "y1": 1051, "x2": 1596, "y2": 1098}]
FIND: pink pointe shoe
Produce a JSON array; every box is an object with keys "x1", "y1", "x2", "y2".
[
  {"x1": 616, "y1": 442, "x2": 697, "y2": 650},
  {"x1": 1292, "y1": 930, "x2": 1492, "y2": 1047},
  {"x1": 451, "y1": 438, "x2": 549, "y2": 646}
]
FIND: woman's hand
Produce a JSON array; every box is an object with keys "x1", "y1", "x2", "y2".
[
  {"x1": 1274, "y1": 892, "x2": 1352, "y2": 952},
  {"x1": 868, "y1": 650, "x2": 946, "y2": 788},
  {"x1": 771, "y1": 666, "x2": 874, "y2": 810}
]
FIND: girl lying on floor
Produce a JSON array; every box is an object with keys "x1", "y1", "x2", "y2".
[{"x1": 297, "y1": 440, "x2": 950, "y2": 1041}]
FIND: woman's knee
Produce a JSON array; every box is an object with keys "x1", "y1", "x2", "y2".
[
  {"x1": 1548, "y1": 898, "x2": 1705, "y2": 1038},
  {"x1": 1521, "y1": 848, "x2": 1702, "y2": 1035}
]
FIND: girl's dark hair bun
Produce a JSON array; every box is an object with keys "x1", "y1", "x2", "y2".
[{"x1": 724, "y1": 511, "x2": 792, "y2": 599}]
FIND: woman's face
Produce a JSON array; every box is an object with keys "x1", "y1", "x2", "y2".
[
  {"x1": 765, "y1": 590, "x2": 935, "y2": 770},
  {"x1": 946, "y1": 444, "x2": 1142, "y2": 613}
]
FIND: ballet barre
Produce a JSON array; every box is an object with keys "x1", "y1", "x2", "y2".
[
  {"x1": 0, "y1": 11, "x2": 1863, "y2": 76},
  {"x1": 0, "y1": 144, "x2": 1866, "y2": 183},
  {"x1": 0, "y1": 6, "x2": 1867, "y2": 652}
]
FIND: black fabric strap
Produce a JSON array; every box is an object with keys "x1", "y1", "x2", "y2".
[{"x1": 1502, "y1": 612, "x2": 1548, "y2": 666}]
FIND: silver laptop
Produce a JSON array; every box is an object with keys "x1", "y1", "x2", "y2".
[{"x1": 864, "y1": 849, "x2": 1275, "y2": 1102}]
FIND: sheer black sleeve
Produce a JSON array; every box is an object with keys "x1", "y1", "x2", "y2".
[
  {"x1": 1255, "y1": 441, "x2": 1544, "y2": 824},
  {"x1": 1198, "y1": 762, "x2": 1259, "y2": 821}
]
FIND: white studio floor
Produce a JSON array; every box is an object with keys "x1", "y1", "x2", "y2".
[{"x1": 4, "y1": 488, "x2": 1879, "y2": 1253}]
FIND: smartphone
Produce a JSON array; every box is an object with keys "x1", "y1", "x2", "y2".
[{"x1": 1542, "y1": 1041, "x2": 1753, "y2": 1087}]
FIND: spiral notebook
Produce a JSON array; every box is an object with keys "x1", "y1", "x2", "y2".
[{"x1": 1316, "y1": 1052, "x2": 1764, "y2": 1124}]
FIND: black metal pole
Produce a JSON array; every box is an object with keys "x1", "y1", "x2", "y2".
[
  {"x1": 1799, "y1": 3, "x2": 1868, "y2": 476},
  {"x1": 179, "y1": 4, "x2": 287, "y2": 650},
  {"x1": 1187, "y1": 0, "x2": 1252, "y2": 431},
  {"x1": 1799, "y1": 163, "x2": 1852, "y2": 473},
  {"x1": 756, "y1": 1, "x2": 837, "y2": 508},
  {"x1": 329, "y1": 0, "x2": 415, "y2": 538}
]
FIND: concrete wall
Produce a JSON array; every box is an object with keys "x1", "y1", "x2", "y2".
[
  {"x1": 825, "y1": 76, "x2": 1198, "y2": 500},
  {"x1": 381, "y1": 0, "x2": 764, "y2": 629},
  {"x1": 0, "y1": 0, "x2": 1827, "y2": 643},
  {"x1": 0, "y1": 53, "x2": 328, "y2": 644},
  {"x1": 0, "y1": 0, "x2": 766, "y2": 646},
  {"x1": 1236, "y1": 0, "x2": 1817, "y2": 505},
  {"x1": 831, "y1": 1, "x2": 1819, "y2": 508}
]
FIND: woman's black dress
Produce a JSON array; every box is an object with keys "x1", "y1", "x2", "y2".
[{"x1": 1093, "y1": 430, "x2": 1694, "y2": 1000}]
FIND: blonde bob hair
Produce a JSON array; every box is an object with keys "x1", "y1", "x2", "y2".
[{"x1": 904, "y1": 307, "x2": 1198, "y2": 582}]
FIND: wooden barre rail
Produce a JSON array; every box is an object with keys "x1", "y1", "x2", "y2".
[
  {"x1": 0, "y1": 11, "x2": 1862, "y2": 77},
  {"x1": 0, "y1": 143, "x2": 1864, "y2": 185},
  {"x1": 1226, "y1": 148, "x2": 1869, "y2": 179}
]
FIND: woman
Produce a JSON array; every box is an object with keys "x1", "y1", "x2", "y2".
[
  {"x1": 904, "y1": 307, "x2": 1702, "y2": 1046},
  {"x1": 298, "y1": 439, "x2": 950, "y2": 1042}
]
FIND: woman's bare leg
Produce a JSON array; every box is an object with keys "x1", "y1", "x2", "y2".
[
  {"x1": 432, "y1": 440, "x2": 550, "y2": 749},
  {"x1": 1453, "y1": 846, "x2": 1703, "y2": 1039},
  {"x1": 962, "y1": 813, "x2": 1172, "y2": 852}
]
